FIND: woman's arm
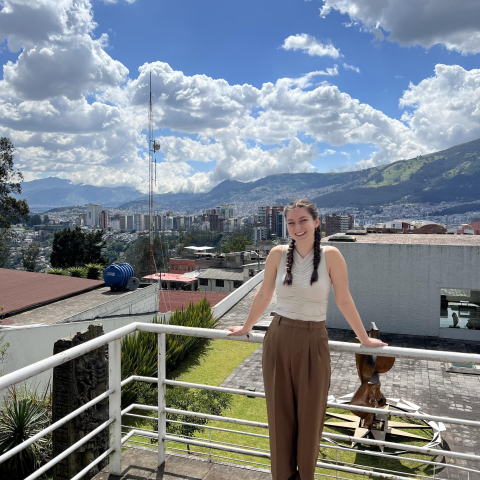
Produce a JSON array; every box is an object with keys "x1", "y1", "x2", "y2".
[
  {"x1": 227, "y1": 246, "x2": 282, "y2": 336},
  {"x1": 325, "y1": 246, "x2": 387, "y2": 348}
]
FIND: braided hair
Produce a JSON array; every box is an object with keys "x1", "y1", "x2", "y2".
[{"x1": 283, "y1": 199, "x2": 322, "y2": 286}]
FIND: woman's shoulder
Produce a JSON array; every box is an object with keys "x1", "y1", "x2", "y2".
[{"x1": 270, "y1": 245, "x2": 286, "y2": 256}]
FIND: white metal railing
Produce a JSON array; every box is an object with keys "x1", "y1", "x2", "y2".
[{"x1": 0, "y1": 322, "x2": 480, "y2": 480}]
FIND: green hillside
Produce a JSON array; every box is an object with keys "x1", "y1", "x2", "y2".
[{"x1": 312, "y1": 138, "x2": 480, "y2": 207}]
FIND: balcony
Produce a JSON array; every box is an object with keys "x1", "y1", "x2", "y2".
[{"x1": 1, "y1": 320, "x2": 480, "y2": 480}]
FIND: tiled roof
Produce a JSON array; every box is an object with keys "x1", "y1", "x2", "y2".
[
  {"x1": 158, "y1": 290, "x2": 230, "y2": 313},
  {"x1": 325, "y1": 233, "x2": 480, "y2": 246},
  {"x1": 197, "y1": 268, "x2": 244, "y2": 281},
  {"x1": 0, "y1": 268, "x2": 104, "y2": 317}
]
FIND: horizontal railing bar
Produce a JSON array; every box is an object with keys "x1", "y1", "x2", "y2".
[
  {"x1": 124, "y1": 416, "x2": 479, "y2": 476},
  {"x1": 0, "y1": 388, "x2": 114, "y2": 465},
  {"x1": 132, "y1": 404, "x2": 480, "y2": 462},
  {"x1": 132, "y1": 376, "x2": 480, "y2": 427},
  {"x1": 121, "y1": 430, "x2": 137, "y2": 445},
  {"x1": 0, "y1": 322, "x2": 138, "y2": 392},
  {"x1": 23, "y1": 417, "x2": 115, "y2": 480},
  {"x1": 69, "y1": 446, "x2": 115, "y2": 480},
  {"x1": 3, "y1": 322, "x2": 480, "y2": 393},
  {"x1": 319, "y1": 443, "x2": 480, "y2": 475},
  {"x1": 166, "y1": 447, "x2": 272, "y2": 471},
  {"x1": 165, "y1": 435, "x2": 416, "y2": 480},
  {"x1": 136, "y1": 324, "x2": 480, "y2": 364},
  {"x1": 165, "y1": 379, "x2": 265, "y2": 397}
]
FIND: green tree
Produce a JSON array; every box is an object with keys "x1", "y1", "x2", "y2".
[
  {"x1": 125, "y1": 235, "x2": 169, "y2": 279},
  {"x1": 50, "y1": 227, "x2": 106, "y2": 268},
  {"x1": 21, "y1": 243, "x2": 41, "y2": 272},
  {"x1": 27, "y1": 214, "x2": 42, "y2": 228},
  {"x1": 0, "y1": 137, "x2": 29, "y2": 228},
  {"x1": 221, "y1": 235, "x2": 249, "y2": 253},
  {"x1": 42, "y1": 215, "x2": 49, "y2": 225},
  {"x1": 0, "y1": 230, "x2": 14, "y2": 268}
]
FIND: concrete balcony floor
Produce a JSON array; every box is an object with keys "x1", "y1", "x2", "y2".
[{"x1": 93, "y1": 447, "x2": 272, "y2": 480}]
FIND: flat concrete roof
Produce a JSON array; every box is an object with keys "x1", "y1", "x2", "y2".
[
  {"x1": 4, "y1": 287, "x2": 129, "y2": 326},
  {"x1": 325, "y1": 233, "x2": 480, "y2": 246}
]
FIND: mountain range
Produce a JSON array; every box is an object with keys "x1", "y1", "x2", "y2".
[{"x1": 18, "y1": 137, "x2": 480, "y2": 212}]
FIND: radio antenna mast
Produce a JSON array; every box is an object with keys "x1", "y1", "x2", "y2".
[{"x1": 149, "y1": 71, "x2": 161, "y2": 277}]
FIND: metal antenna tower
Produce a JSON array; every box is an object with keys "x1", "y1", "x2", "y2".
[{"x1": 148, "y1": 71, "x2": 160, "y2": 277}]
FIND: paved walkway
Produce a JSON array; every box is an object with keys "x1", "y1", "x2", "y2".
[{"x1": 93, "y1": 448, "x2": 271, "y2": 480}]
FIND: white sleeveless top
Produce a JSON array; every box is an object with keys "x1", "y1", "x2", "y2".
[{"x1": 275, "y1": 244, "x2": 332, "y2": 322}]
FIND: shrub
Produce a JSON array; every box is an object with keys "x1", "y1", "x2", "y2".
[
  {"x1": 146, "y1": 387, "x2": 233, "y2": 451},
  {"x1": 46, "y1": 268, "x2": 66, "y2": 276},
  {"x1": 0, "y1": 385, "x2": 52, "y2": 480},
  {"x1": 67, "y1": 267, "x2": 87, "y2": 278},
  {"x1": 85, "y1": 263, "x2": 103, "y2": 280},
  {"x1": 121, "y1": 298, "x2": 218, "y2": 408}
]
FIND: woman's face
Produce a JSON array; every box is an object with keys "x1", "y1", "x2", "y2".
[{"x1": 286, "y1": 207, "x2": 319, "y2": 244}]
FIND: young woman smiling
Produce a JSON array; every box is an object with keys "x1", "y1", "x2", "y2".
[{"x1": 228, "y1": 199, "x2": 386, "y2": 480}]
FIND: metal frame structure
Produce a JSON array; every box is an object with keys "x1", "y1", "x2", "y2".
[{"x1": 1, "y1": 322, "x2": 480, "y2": 479}]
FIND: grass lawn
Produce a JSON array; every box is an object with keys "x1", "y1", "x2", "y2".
[{"x1": 123, "y1": 338, "x2": 439, "y2": 479}]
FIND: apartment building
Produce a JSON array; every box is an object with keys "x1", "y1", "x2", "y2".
[{"x1": 325, "y1": 214, "x2": 354, "y2": 236}]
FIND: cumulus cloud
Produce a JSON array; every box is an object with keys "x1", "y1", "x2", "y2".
[
  {"x1": 320, "y1": 0, "x2": 480, "y2": 54},
  {"x1": 0, "y1": 0, "x2": 128, "y2": 100},
  {"x1": 282, "y1": 33, "x2": 341, "y2": 58},
  {"x1": 399, "y1": 64, "x2": 480, "y2": 150}
]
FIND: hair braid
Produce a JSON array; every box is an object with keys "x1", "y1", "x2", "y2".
[
  {"x1": 310, "y1": 226, "x2": 322, "y2": 285},
  {"x1": 283, "y1": 238, "x2": 296, "y2": 285}
]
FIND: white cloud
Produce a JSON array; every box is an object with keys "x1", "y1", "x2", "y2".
[
  {"x1": 320, "y1": 0, "x2": 480, "y2": 54},
  {"x1": 343, "y1": 63, "x2": 360, "y2": 73},
  {"x1": 399, "y1": 64, "x2": 480, "y2": 150},
  {"x1": 0, "y1": 0, "x2": 128, "y2": 100},
  {"x1": 282, "y1": 33, "x2": 341, "y2": 58}
]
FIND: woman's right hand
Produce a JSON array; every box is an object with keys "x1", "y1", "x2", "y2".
[{"x1": 227, "y1": 326, "x2": 249, "y2": 337}]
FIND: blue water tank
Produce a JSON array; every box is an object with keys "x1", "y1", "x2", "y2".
[{"x1": 103, "y1": 263, "x2": 135, "y2": 290}]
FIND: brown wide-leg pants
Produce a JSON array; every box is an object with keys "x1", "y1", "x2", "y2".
[{"x1": 262, "y1": 314, "x2": 331, "y2": 480}]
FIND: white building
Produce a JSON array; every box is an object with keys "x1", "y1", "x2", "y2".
[
  {"x1": 324, "y1": 234, "x2": 480, "y2": 340},
  {"x1": 86, "y1": 204, "x2": 102, "y2": 227},
  {"x1": 134, "y1": 213, "x2": 144, "y2": 231},
  {"x1": 126, "y1": 215, "x2": 134, "y2": 231},
  {"x1": 253, "y1": 226, "x2": 267, "y2": 244},
  {"x1": 223, "y1": 217, "x2": 240, "y2": 233},
  {"x1": 216, "y1": 203, "x2": 235, "y2": 219}
]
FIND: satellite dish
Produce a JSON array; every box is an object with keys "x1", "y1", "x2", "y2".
[
  {"x1": 127, "y1": 277, "x2": 140, "y2": 291},
  {"x1": 153, "y1": 140, "x2": 161, "y2": 152}
]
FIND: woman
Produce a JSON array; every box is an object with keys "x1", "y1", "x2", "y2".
[{"x1": 227, "y1": 199, "x2": 387, "y2": 480}]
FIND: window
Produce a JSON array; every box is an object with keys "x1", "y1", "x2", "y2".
[
  {"x1": 175, "y1": 265, "x2": 178, "y2": 270},
  {"x1": 183, "y1": 265, "x2": 186, "y2": 271},
  {"x1": 199, "y1": 278, "x2": 208, "y2": 286},
  {"x1": 440, "y1": 288, "x2": 480, "y2": 330},
  {"x1": 215, "y1": 279, "x2": 224, "y2": 288},
  {"x1": 233, "y1": 280, "x2": 243, "y2": 289}
]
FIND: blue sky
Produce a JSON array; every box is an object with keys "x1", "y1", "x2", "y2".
[{"x1": 1, "y1": 0, "x2": 480, "y2": 193}]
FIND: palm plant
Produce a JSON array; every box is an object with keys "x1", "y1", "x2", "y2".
[
  {"x1": 85, "y1": 263, "x2": 103, "y2": 280},
  {"x1": 67, "y1": 267, "x2": 87, "y2": 278},
  {"x1": 121, "y1": 298, "x2": 218, "y2": 408},
  {"x1": 0, "y1": 386, "x2": 52, "y2": 480},
  {"x1": 46, "y1": 268, "x2": 66, "y2": 276}
]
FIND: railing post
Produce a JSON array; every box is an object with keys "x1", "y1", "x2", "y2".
[
  {"x1": 109, "y1": 339, "x2": 122, "y2": 475},
  {"x1": 158, "y1": 332, "x2": 167, "y2": 467}
]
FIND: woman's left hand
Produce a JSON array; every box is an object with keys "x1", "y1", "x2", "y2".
[{"x1": 361, "y1": 338, "x2": 388, "y2": 348}]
